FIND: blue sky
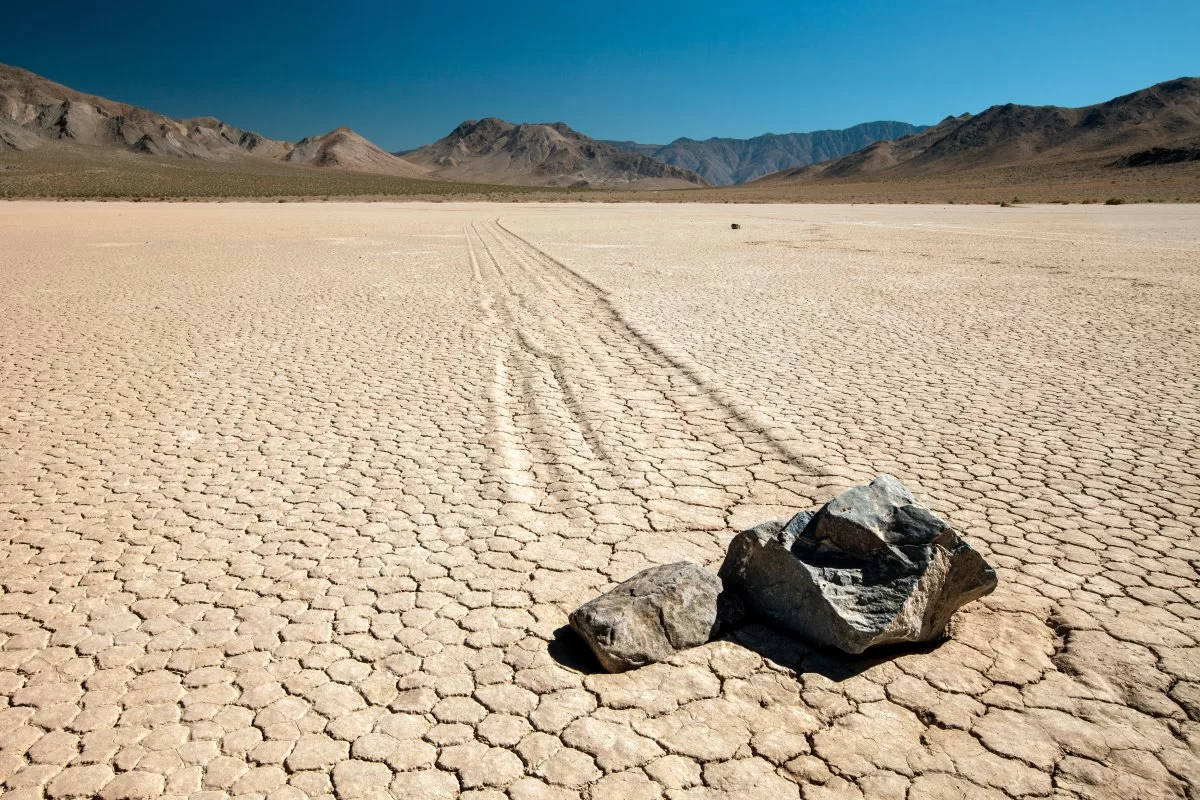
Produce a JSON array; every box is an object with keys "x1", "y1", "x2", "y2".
[{"x1": 2, "y1": 1, "x2": 1197, "y2": 150}]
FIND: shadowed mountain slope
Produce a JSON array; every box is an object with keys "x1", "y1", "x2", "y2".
[{"x1": 604, "y1": 121, "x2": 927, "y2": 185}]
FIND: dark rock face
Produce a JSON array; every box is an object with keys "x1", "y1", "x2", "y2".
[
  {"x1": 569, "y1": 562, "x2": 743, "y2": 673},
  {"x1": 1110, "y1": 144, "x2": 1200, "y2": 167},
  {"x1": 719, "y1": 476, "x2": 997, "y2": 654}
]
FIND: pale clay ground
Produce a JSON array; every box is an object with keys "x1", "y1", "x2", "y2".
[{"x1": 1, "y1": 202, "x2": 1198, "y2": 800}]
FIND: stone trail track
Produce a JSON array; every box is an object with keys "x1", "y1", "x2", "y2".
[
  {"x1": 0, "y1": 202, "x2": 1197, "y2": 800},
  {"x1": 467, "y1": 218, "x2": 832, "y2": 532}
]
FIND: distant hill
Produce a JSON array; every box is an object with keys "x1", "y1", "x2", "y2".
[
  {"x1": 284, "y1": 127, "x2": 427, "y2": 177},
  {"x1": 753, "y1": 78, "x2": 1200, "y2": 185},
  {"x1": 402, "y1": 118, "x2": 707, "y2": 188},
  {"x1": 603, "y1": 122, "x2": 927, "y2": 185},
  {"x1": 0, "y1": 63, "x2": 426, "y2": 177}
]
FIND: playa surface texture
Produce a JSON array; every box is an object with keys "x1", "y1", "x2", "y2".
[{"x1": 1, "y1": 201, "x2": 1198, "y2": 799}]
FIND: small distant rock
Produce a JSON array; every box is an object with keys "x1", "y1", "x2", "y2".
[
  {"x1": 719, "y1": 475, "x2": 997, "y2": 654},
  {"x1": 570, "y1": 562, "x2": 743, "y2": 672}
]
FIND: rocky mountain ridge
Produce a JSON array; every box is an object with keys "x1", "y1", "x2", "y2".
[
  {"x1": 603, "y1": 121, "x2": 928, "y2": 185},
  {"x1": 401, "y1": 118, "x2": 708, "y2": 188},
  {"x1": 0, "y1": 63, "x2": 426, "y2": 177},
  {"x1": 753, "y1": 78, "x2": 1200, "y2": 184}
]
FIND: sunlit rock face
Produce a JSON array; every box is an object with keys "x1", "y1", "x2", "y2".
[{"x1": 720, "y1": 475, "x2": 998, "y2": 654}]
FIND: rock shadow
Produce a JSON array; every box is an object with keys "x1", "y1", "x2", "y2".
[
  {"x1": 548, "y1": 625, "x2": 605, "y2": 675},
  {"x1": 548, "y1": 620, "x2": 947, "y2": 680},
  {"x1": 728, "y1": 622, "x2": 948, "y2": 682}
]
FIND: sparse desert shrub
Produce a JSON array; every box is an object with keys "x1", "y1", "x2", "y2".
[{"x1": 1105, "y1": 197, "x2": 1125, "y2": 205}]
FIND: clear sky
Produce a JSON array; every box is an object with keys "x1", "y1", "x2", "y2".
[{"x1": 2, "y1": 0, "x2": 1197, "y2": 151}]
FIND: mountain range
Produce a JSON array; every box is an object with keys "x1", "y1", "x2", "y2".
[
  {"x1": 602, "y1": 122, "x2": 928, "y2": 185},
  {"x1": 753, "y1": 77, "x2": 1200, "y2": 185},
  {"x1": 1, "y1": 60, "x2": 1198, "y2": 197},
  {"x1": 0, "y1": 62, "x2": 930, "y2": 189},
  {"x1": 0, "y1": 63, "x2": 432, "y2": 176}
]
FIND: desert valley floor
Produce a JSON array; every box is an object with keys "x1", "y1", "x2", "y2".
[{"x1": 1, "y1": 201, "x2": 1198, "y2": 800}]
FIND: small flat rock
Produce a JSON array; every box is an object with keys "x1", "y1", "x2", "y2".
[
  {"x1": 720, "y1": 475, "x2": 997, "y2": 654},
  {"x1": 332, "y1": 759, "x2": 393, "y2": 798},
  {"x1": 389, "y1": 769, "x2": 460, "y2": 799},
  {"x1": 569, "y1": 561, "x2": 742, "y2": 672},
  {"x1": 100, "y1": 772, "x2": 166, "y2": 800},
  {"x1": 286, "y1": 734, "x2": 348, "y2": 771},
  {"x1": 47, "y1": 765, "x2": 115, "y2": 798}
]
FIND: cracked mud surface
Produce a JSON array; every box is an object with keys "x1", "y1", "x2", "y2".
[{"x1": 1, "y1": 201, "x2": 1198, "y2": 799}]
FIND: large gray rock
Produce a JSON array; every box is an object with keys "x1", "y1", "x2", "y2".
[
  {"x1": 719, "y1": 475, "x2": 997, "y2": 654},
  {"x1": 569, "y1": 562, "x2": 743, "y2": 672}
]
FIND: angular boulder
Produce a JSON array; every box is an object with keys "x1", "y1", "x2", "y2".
[
  {"x1": 719, "y1": 475, "x2": 997, "y2": 654},
  {"x1": 569, "y1": 562, "x2": 743, "y2": 672}
]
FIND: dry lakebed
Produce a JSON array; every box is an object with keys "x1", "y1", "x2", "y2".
[{"x1": 1, "y1": 201, "x2": 1198, "y2": 799}]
